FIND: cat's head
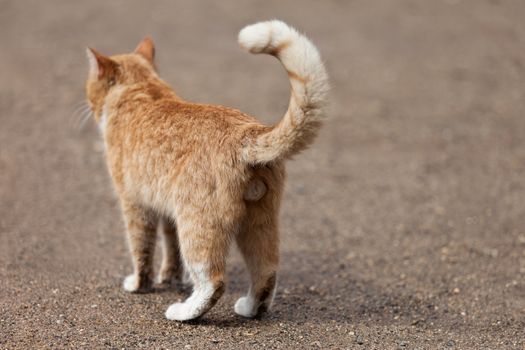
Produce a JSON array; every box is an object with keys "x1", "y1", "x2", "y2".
[{"x1": 85, "y1": 38, "x2": 156, "y2": 120}]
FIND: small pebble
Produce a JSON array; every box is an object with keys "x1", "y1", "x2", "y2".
[{"x1": 398, "y1": 340, "x2": 408, "y2": 348}]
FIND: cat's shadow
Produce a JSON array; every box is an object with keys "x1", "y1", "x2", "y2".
[
  {"x1": 177, "y1": 257, "x2": 439, "y2": 328},
  {"x1": 151, "y1": 281, "x2": 192, "y2": 295},
  {"x1": 144, "y1": 249, "x2": 439, "y2": 328}
]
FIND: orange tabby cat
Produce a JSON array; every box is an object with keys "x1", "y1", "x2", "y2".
[{"x1": 85, "y1": 20, "x2": 328, "y2": 321}]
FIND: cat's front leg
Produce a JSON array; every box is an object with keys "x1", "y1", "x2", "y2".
[{"x1": 121, "y1": 202, "x2": 159, "y2": 293}]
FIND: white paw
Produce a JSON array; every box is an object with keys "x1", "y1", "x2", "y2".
[
  {"x1": 123, "y1": 274, "x2": 138, "y2": 292},
  {"x1": 234, "y1": 296, "x2": 257, "y2": 318},
  {"x1": 123, "y1": 274, "x2": 152, "y2": 293},
  {"x1": 165, "y1": 302, "x2": 197, "y2": 321}
]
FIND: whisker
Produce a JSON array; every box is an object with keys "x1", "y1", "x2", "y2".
[
  {"x1": 69, "y1": 104, "x2": 91, "y2": 130},
  {"x1": 74, "y1": 109, "x2": 90, "y2": 129},
  {"x1": 72, "y1": 100, "x2": 88, "y2": 109},
  {"x1": 77, "y1": 110, "x2": 93, "y2": 130},
  {"x1": 70, "y1": 102, "x2": 89, "y2": 118}
]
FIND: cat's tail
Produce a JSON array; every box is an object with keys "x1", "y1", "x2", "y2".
[{"x1": 238, "y1": 20, "x2": 329, "y2": 164}]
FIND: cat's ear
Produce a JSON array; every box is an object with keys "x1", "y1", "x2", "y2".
[
  {"x1": 134, "y1": 37, "x2": 155, "y2": 63},
  {"x1": 86, "y1": 47, "x2": 117, "y2": 80}
]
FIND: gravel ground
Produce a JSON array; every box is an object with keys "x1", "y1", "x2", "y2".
[{"x1": 1, "y1": 0, "x2": 525, "y2": 349}]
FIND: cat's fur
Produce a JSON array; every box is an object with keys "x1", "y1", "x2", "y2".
[{"x1": 85, "y1": 20, "x2": 328, "y2": 321}]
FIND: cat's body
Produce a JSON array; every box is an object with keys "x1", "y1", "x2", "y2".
[{"x1": 85, "y1": 20, "x2": 328, "y2": 321}]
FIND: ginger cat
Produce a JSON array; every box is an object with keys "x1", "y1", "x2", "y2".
[{"x1": 85, "y1": 20, "x2": 328, "y2": 321}]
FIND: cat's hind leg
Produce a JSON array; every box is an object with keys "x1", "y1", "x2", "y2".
[
  {"x1": 234, "y1": 200, "x2": 279, "y2": 318},
  {"x1": 121, "y1": 203, "x2": 159, "y2": 293},
  {"x1": 165, "y1": 214, "x2": 234, "y2": 321},
  {"x1": 158, "y1": 217, "x2": 184, "y2": 285}
]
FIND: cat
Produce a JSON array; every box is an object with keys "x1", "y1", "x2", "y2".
[{"x1": 85, "y1": 20, "x2": 329, "y2": 321}]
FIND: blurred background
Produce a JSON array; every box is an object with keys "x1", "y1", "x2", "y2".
[{"x1": 1, "y1": 0, "x2": 524, "y2": 348}]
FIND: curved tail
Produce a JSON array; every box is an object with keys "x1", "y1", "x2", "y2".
[{"x1": 238, "y1": 20, "x2": 329, "y2": 164}]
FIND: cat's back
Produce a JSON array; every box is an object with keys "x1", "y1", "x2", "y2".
[
  {"x1": 135, "y1": 98, "x2": 267, "y2": 150},
  {"x1": 156, "y1": 99, "x2": 261, "y2": 131},
  {"x1": 110, "y1": 97, "x2": 266, "y2": 167}
]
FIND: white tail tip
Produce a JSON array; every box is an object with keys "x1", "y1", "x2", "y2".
[{"x1": 238, "y1": 20, "x2": 295, "y2": 54}]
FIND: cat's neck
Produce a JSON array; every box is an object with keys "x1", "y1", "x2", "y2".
[
  {"x1": 100, "y1": 78, "x2": 181, "y2": 125},
  {"x1": 105, "y1": 79, "x2": 180, "y2": 110},
  {"x1": 128, "y1": 78, "x2": 182, "y2": 102}
]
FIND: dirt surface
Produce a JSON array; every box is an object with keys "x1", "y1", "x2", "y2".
[{"x1": 1, "y1": 0, "x2": 525, "y2": 349}]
